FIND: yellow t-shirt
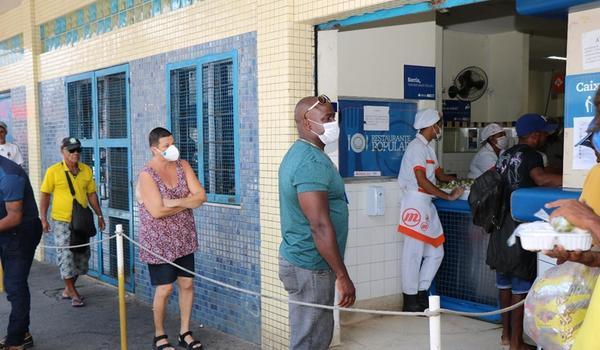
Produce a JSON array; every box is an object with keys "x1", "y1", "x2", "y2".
[
  {"x1": 572, "y1": 164, "x2": 600, "y2": 350},
  {"x1": 40, "y1": 161, "x2": 97, "y2": 222}
]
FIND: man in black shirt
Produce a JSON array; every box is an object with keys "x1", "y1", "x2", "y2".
[{"x1": 488, "y1": 114, "x2": 562, "y2": 350}]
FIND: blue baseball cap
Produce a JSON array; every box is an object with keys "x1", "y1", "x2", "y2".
[{"x1": 515, "y1": 113, "x2": 557, "y2": 137}]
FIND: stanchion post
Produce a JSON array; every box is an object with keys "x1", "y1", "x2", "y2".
[
  {"x1": 116, "y1": 224, "x2": 128, "y2": 350},
  {"x1": 429, "y1": 295, "x2": 441, "y2": 350},
  {"x1": 0, "y1": 262, "x2": 4, "y2": 293}
]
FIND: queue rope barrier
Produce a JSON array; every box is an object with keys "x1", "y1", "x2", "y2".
[
  {"x1": 0, "y1": 229, "x2": 529, "y2": 350},
  {"x1": 120, "y1": 231, "x2": 526, "y2": 318},
  {"x1": 38, "y1": 234, "x2": 117, "y2": 250}
]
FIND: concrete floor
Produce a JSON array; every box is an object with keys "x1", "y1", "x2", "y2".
[
  {"x1": 0, "y1": 262, "x2": 259, "y2": 350},
  {"x1": 338, "y1": 314, "x2": 509, "y2": 350}
]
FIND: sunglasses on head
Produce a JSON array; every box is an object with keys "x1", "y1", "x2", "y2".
[
  {"x1": 305, "y1": 94, "x2": 331, "y2": 116},
  {"x1": 67, "y1": 147, "x2": 82, "y2": 154}
]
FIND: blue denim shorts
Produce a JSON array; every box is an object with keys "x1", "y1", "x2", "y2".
[{"x1": 496, "y1": 272, "x2": 533, "y2": 294}]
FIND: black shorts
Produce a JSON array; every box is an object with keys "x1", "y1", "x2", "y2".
[{"x1": 148, "y1": 253, "x2": 195, "y2": 286}]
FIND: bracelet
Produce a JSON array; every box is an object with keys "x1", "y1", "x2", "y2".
[{"x1": 98, "y1": 215, "x2": 103, "y2": 218}]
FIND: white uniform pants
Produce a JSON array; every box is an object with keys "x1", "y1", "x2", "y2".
[{"x1": 401, "y1": 235, "x2": 444, "y2": 295}]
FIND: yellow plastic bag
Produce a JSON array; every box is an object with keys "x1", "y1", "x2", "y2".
[{"x1": 524, "y1": 262, "x2": 599, "y2": 350}]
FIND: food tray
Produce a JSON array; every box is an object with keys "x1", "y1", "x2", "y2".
[{"x1": 517, "y1": 222, "x2": 593, "y2": 251}]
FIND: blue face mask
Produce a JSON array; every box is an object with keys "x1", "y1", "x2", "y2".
[{"x1": 593, "y1": 131, "x2": 600, "y2": 153}]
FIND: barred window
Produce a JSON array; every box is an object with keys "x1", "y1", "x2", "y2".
[
  {"x1": 170, "y1": 66, "x2": 198, "y2": 174},
  {"x1": 67, "y1": 78, "x2": 93, "y2": 140},
  {"x1": 169, "y1": 54, "x2": 239, "y2": 204}
]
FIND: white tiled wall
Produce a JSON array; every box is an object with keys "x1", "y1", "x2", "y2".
[{"x1": 344, "y1": 180, "x2": 403, "y2": 301}]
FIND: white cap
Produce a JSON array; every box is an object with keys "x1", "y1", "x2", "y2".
[
  {"x1": 480, "y1": 123, "x2": 504, "y2": 142},
  {"x1": 413, "y1": 109, "x2": 440, "y2": 130}
]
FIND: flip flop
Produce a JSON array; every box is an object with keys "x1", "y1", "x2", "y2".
[
  {"x1": 71, "y1": 297, "x2": 85, "y2": 307},
  {"x1": 62, "y1": 292, "x2": 84, "y2": 301}
]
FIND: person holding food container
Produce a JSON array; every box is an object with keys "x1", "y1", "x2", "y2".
[
  {"x1": 542, "y1": 90, "x2": 600, "y2": 350},
  {"x1": 397, "y1": 108, "x2": 464, "y2": 312}
]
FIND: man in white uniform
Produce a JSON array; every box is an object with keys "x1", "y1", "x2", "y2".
[
  {"x1": 0, "y1": 121, "x2": 24, "y2": 166},
  {"x1": 397, "y1": 109, "x2": 464, "y2": 312},
  {"x1": 468, "y1": 123, "x2": 507, "y2": 179}
]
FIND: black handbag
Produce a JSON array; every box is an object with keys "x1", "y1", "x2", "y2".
[{"x1": 65, "y1": 171, "x2": 96, "y2": 253}]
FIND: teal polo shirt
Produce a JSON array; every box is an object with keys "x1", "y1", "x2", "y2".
[{"x1": 278, "y1": 140, "x2": 349, "y2": 271}]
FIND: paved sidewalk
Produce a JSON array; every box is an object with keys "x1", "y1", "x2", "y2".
[{"x1": 0, "y1": 261, "x2": 260, "y2": 350}]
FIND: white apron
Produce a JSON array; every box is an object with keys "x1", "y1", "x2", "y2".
[{"x1": 397, "y1": 190, "x2": 444, "y2": 247}]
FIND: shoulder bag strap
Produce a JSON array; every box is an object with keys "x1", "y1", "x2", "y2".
[{"x1": 64, "y1": 170, "x2": 77, "y2": 198}]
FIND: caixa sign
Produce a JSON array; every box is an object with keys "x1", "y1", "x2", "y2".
[{"x1": 565, "y1": 73, "x2": 600, "y2": 128}]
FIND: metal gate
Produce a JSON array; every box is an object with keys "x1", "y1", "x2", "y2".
[{"x1": 65, "y1": 64, "x2": 134, "y2": 291}]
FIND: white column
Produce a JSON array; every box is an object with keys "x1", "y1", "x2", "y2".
[{"x1": 317, "y1": 29, "x2": 340, "y2": 168}]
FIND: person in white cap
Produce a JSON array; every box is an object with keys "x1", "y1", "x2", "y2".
[
  {"x1": 397, "y1": 108, "x2": 464, "y2": 312},
  {"x1": 0, "y1": 121, "x2": 24, "y2": 166},
  {"x1": 468, "y1": 123, "x2": 507, "y2": 179}
]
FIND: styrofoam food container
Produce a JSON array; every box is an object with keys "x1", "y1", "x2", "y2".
[
  {"x1": 518, "y1": 222, "x2": 593, "y2": 251},
  {"x1": 557, "y1": 232, "x2": 593, "y2": 251},
  {"x1": 520, "y1": 231, "x2": 557, "y2": 251}
]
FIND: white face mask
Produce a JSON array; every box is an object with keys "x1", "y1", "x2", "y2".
[
  {"x1": 160, "y1": 145, "x2": 180, "y2": 162},
  {"x1": 434, "y1": 125, "x2": 443, "y2": 141},
  {"x1": 308, "y1": 119, "x2": 340, "y2": 145},
  {"x1": 495, "y1": 136, "x2": 509, "y2": 150}
]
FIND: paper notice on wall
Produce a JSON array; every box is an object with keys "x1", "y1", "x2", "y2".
[
  {"x1": 582, "y1": 29, "x2": 600, "y2": 70},
  {"x1": 573, "y1": 116, "x2": 596, "y2": 170},
  {"x1": 363, "y1": 106, "x2": 389, "y2": 131}
]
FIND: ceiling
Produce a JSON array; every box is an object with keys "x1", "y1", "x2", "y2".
[
  {"x1": 0, "y1": 0, "x2": 21, "y2": 15},
  {"x1": 340, "y1": 0, "x2": 567, "y2": 71}
]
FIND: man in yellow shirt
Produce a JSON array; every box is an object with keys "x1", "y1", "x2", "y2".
[
  {"x1": 39, "y1": 137, "x2": 105, "y2": 307},
  {"x1": 544, "y1": 91, "x2": 600, "y2": 350}
]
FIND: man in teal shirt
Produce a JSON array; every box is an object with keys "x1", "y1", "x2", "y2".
[{"x1": 278, "y1": 95, "x2": 355, "y2": 350}]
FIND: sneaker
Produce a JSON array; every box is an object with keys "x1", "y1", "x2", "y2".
[{"x1": 0, "y1": 332, "x2": 33, "y2": 349}]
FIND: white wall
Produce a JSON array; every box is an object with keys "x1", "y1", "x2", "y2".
[
  {"x1": 528, "y1": 70, "x2": 565, "y2": 117},
  {"x1": 442, "y1": 30, "x2": 490, "y2": 122},
  {"x1": 344, "y1": 181, "x2": 403, "y2": 302},
  {"x1": 337, "y1": 20, "x2": 437, "y2": 99},
  {"x1": 488, "y1": 31, "x2": 529, "y2": 122},
  {"x1": 442, "y1": 30, "x2": 529, "y2": 123}
]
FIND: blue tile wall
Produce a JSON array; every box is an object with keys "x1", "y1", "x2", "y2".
[
  {"x1": 38, "y1": 32, "x2": 260, "y2": 344},
  {"x1": 38, "y1": 76, "x2": 69, "y2": 266},
  {"x1": 130, "y1": 32, "x2": 260, "y2": 344},
  {"x1": 9, "y1": 87, "x2": 29, "y2": 173}
]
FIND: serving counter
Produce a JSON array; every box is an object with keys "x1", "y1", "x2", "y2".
[{"x1": 431, "y1": 187, "x2": 582, "y2": 323}]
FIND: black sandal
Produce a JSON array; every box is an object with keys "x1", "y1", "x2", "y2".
[
  {"x1": 153, "y1": 335, "x2": 175, "y2": 350},
  {"x1": 178, "y1": 331, "x2": 203, "y2": 349}
]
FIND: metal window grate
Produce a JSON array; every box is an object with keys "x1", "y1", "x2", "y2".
[
  {"x1": 170, "y1": 67, "x2": 198, "y2": 174},
  {"x1": 67, "y1": 79, "x2": 94, "y2": 139},
  {"x1": 97, "y1": 72, "x2": 127, "y2": 139},
  {"x1": 99, "y1": 147, "x2": 129, "y2": 211},
  {"x1": 202, "y1": 59, "x2": 235, "y2": 199},
  {"x1": 78, "y1": 147, "x2": 101, "y2": 273},
  {"x1": 435, "y1": 211, "x2": 498, "y2": 306}
]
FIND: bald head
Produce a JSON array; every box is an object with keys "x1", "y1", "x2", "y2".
[
  {"x1": 294, "y1": 96, "x2": 336, "y2": 147},
  {"x1": 294, "y1": 96, "x2": 319, "y2": 124}
]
